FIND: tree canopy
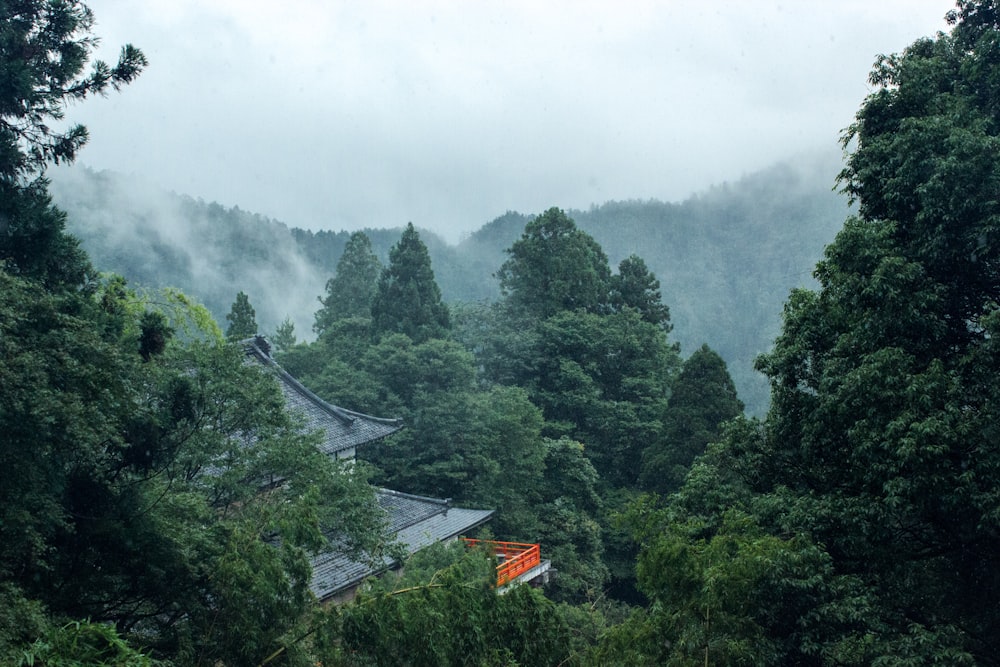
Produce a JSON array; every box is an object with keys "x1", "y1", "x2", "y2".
[
  {"x1": 612, "y1": 4, "x2": 1000, "y2": 662},
  {"x1": 0, "y1": 1, "x2": 142, "y2": 288},
  {"x1": 0, "y1": 0, "x2": 146, "y2": 180},
  {"x1": 13, "y1": 0, "x2": 1000, "y2": 664},
  {"x1": 370, "y1": 223, "x2": 450, "y2": 343},
  {"x1": 496, "y1": 207, "x2": 612, "y2": 320},
  {"x1": 314, "y1": 230, "x2": 382, "y2": 335},
  {"x1": 640, "y1": 344, "x2": 743, "y2": 495},
  {"x1": 225, "y1": 290, "x2": 257, "y2": 340}
]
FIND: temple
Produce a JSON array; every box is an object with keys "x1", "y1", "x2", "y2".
[{"x1": 244, "y1": 336, "x2": 494, "y2": 602}]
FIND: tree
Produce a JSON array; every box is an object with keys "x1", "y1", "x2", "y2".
[
  {"x1": 0, "y1": 0, "x2": 146, "y2": 180},
  {"x1": 536, "y1": 437, "x2": 608, "y2": 602},
  {"x1": 0, "y1": 274, "x2": 384, "y2": 664},
  {"x1": 326, "y1": 543, "x2": 571, "y2": 666},
  {"x1": 530, "y1": 308, "x2": 679, "y2": 487},
  {"x1": 640, "y1": 344, "x2": 743, "y2": 495},
  {"x1": 496, "y1": 207, "x2": 611, "y2": 320},
  {"x1": 313, "y1": 230, "x2": 382, "y2": 336},
  {"x1": 592, "y1": 506, "x2": 838, "y2": 667},
  {"x1": 370, "y1": 223, "x2": 449, "y2": 343},
  {"x1": 225, "y1": 290, "x2": 257, "y2": 340},
  {"x1": 610, "y1": 254, "x2": 672, "y2": 331},
  {"x1": 272, "y1": 315, "x2": 297, "y2": 351},
  {"x1": 0, "y1": 0, "x2": 145, "y2": 288}
]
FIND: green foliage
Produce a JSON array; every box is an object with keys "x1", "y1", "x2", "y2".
[
  {"x1": 143, "y1": 287, "x2": 224, "y2": 342},
  {"x1": 496, "y1": 207, "x2": 611, "y2": 320},
  {"x1": 283, "y1": 302, "x2": 610, "y2": 605},
  {"x1": 314, "y1": 230, "x2": 382, "y2": 335},
  {"x1": 323, "y1": 546, "x2": 572, "y2": 667},
  {"x1": 0, "y1": 176, "x2": 93, "y2": 287},
  {"x1": 54, "y1": 157, "x2": 848, "y2": 414},
  {"x1": 610, "y1": 254, "x2": 672, "y2": 330},
  {"x1": 591, "y1": 507, "x2": 845, "y2": 666},
  {"x1": 529, "y1": 308, "x2": 680, "y2": 487},
  {"x1": 272, "y1": 315, "x2": 297, "y2": 351},
  {"x1": 0, "y1": 267, "x2": 383, "y2": 665},
  {"x1": 0, "y1": 0, "x2": 146, "y2": 179},
  {"x1": 224, "y1": 289, "x2": 257, "y2": 340},
  {"x1": 640, "y1": 344, "x2": 743, "y2": 494},
  {"x1": 0, "y1": 0, "x2": 144, "y2": 289},
  {"x1": 619, "y1": 5, "x2": 1000, "y2": 663},
  {"x1": 535, "y1": 438, "x2": 608, "y2": 603},
  {"x1": 14, "y1": 619, "x2": 156, "y2": 667},
  {"x1": 360, "y1": 334, "x2": 483, "y2": 499},
  {"x1": 371, "y1": 223, "x2": 450, "y2": 343}
]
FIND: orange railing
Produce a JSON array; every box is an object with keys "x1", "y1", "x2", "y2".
[{"x1": 463, "y1": 539, "x2": 541, "y2": 587}]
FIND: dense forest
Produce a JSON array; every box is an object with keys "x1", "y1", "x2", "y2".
[
  {"x1": 3, "y1": 1, "x2": 1000, "y2": 665},
  {"x1": 50, "y1": 151, "x2": 846, "y2": 415}
]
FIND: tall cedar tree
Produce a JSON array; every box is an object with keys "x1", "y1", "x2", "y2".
[
  {"x1": 314, "y1": 230, "x2": 382, "y2": 335},
  {"x1": 639, "y1": 344, "x2": 742, "y2": 494},
  {"x1": 0, "y1": 0, "x2": 145, "y2": 288},
  {"x1": 225, "y1": 290, "x2": 257, "y2": 340},
  {"x1": 370, "y1": 223, "x2": 449, "y2": 343}
]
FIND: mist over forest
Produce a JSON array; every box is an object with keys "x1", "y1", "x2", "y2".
[
  {"x1": 10, "y1": 2, "x2": 1000, "y2": 663},
  {"x1": 50, "y1": 150, "x2": 846, "y2": 414}
]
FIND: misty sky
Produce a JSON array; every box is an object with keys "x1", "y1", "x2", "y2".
[{"x1": 71, "y1": 1, "x2": 953, "y2": 243}]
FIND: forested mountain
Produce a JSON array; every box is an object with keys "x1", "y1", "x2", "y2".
[
  {"x1": 51, "y1": 151, "x2": 845, "y2": 413},
  {"x1": 9, "y1": 1, "x2": 1000, "y2": 664}
]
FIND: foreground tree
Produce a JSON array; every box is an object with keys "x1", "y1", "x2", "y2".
[
  {"x1": 323, "y1": 543, "x2": 571, "y2": 666},
  {"x1": 0, "y1": 0, "x2": 146, "y2": 179},
  {"x1": 0, "y1": 0, "x2": 145, "y2": 287},
  {"x1": 0, "y1": 7, "x2": 390, "y2": 664},
  {"x1": 0, "y1": 274, "x2": 383, "y2": 664},
  {"x1": 620, "y1": 4, "x2": 1000, "y2": 663}
]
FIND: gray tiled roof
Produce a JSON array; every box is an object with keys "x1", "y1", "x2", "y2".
[
  {"x1": 244, "y1": 337, "x2": 402, "y2": 455},
  {"x1": 309, "y1": 489, "x2": 494, "y2": 601}
]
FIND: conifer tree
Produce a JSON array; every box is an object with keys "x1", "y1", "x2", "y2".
[
  {"x1": 610, "y1": 254, "x2": 672, "y2": 331},
  {"x1": 314, "y1": 231, "x2": 382, "y2": 336},
  {"x1": 271, "y1": 316, "x2": 296, "y2": 351},
  {"x1": 0, "y1": 0, "x2": 145, "y2": 288},
  {"x1": 639, "y1": 344, "x2": 742, "y2": 494},
  {"x1": 225, "y1": 291, "x2": 257, "y2": 340},
  {"x1": 370, "y1": 223, "x2": 449, "y2": 343},
  {"x1": 496, "y1": 207, "x2": 611, "y2": 320}
]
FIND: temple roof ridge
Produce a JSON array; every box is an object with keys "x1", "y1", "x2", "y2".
[{"x1": 243, "y1": 335, "x2": 403, "y2": 454}]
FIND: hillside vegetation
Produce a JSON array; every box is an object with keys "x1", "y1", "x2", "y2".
[
  {"x1": 52, "y1": 152, "x2": 845, "y2": 413},
  {"x1": 9, "y1": 1, "x2": 998, "y2": 664}
]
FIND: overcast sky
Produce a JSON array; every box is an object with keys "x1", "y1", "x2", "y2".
[{"x1": 70, "y1": 0, "x2": 954, "y2": 242}]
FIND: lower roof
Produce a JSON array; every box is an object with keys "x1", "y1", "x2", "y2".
[{"x1": 309, "y1": 488, "x2": 494, "y2": 601}]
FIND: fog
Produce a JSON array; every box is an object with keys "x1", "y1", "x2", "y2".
[
  {"x1": 48, "y1": 167, "x2": 326, "y2": 338},
  {"x1": 69, "y1": 0, "x2": 952, "y2": 242}
]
